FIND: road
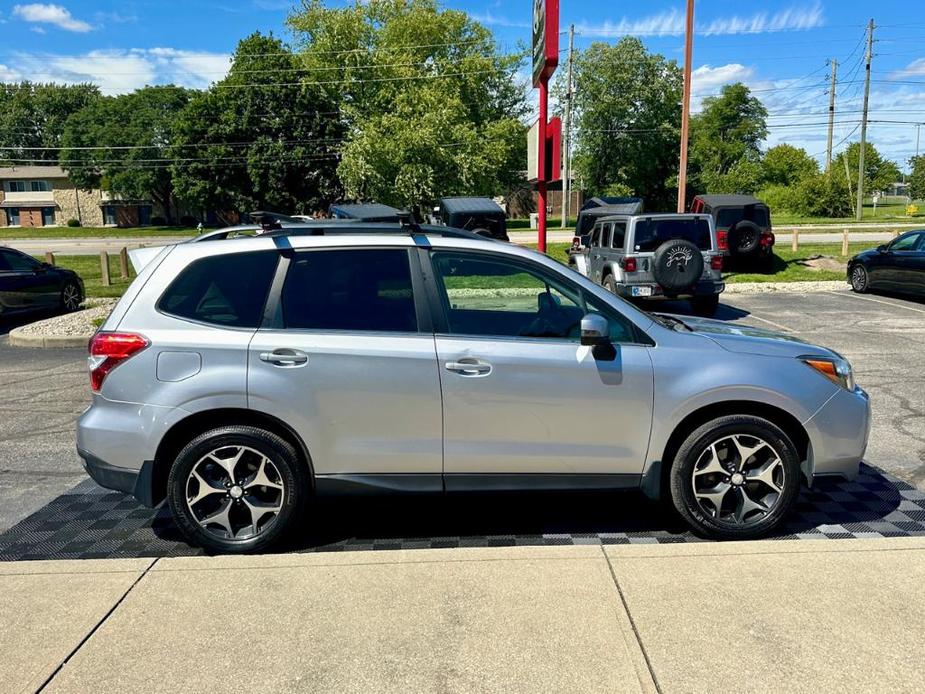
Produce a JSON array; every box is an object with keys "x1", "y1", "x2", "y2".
[{"x1": 0, "y1": 289, "x2": 922, "y2": 532}]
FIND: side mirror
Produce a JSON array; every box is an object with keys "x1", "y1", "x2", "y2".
[
  {"x1": 877, "y1": 244, "x2": 888, "y2": 253},
  {"x1": 580, "y1": 313, "x2": 610, "y2": 347}
]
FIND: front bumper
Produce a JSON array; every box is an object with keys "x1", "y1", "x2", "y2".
[
  {"x1": 804, "y1": 385, "x2": 871, "y2": 480},
  {"x1": 615, "y1": 279, "x2": 725, "y2": 300}
]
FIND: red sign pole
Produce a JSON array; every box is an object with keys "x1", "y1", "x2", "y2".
[{"x1": 538, "y1": 78, "x2": 549, "y2": 254}]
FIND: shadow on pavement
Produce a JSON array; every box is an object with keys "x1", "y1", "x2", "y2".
[{"x1": 0, "y1": 463, "x2": 920, "y2": 561}]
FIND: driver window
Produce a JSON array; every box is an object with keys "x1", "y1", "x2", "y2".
[
  {"x1": 590, "y1": 225, "x2": 603, "y2": 247},
  {"x1": 1, "y1": 251, "x2": 38, "y2": 273},
  {"x1": 891, "y1": 234, "x2": 921, "y2": 252}
]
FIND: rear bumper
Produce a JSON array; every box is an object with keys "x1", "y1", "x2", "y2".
[
  {"x1": 78, "y1": 448, "x2": 157, "y2": 507},
  {"x1": 615, "y1": 280, "x2": 725, "y2": 299}
]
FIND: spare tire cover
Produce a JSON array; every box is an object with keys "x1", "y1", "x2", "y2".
[
  {"x1": 729, "y1": 220, "x2": 761, "y2": 255},
  {"x1": 652, "y1": 239, "x2": 704, "y2": 292}
]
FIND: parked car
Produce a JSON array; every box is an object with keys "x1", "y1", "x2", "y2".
[
  {"x1": 78, "y1": 223, "x2": 868, "y2": 553},
  {"x1": 329, "y1": 202, "x2": 404, "y2": 222},
  {"x1": 0, "y1": 247, "x2": 84, "y2": 319},
  {"x1": 690, "y1": 194, "x2": 774, "y2": 268},
  {"x1": 435, "y1": 197, "x2": 509, "y2": 241},
  {"x1": 581, "y1": 213, "x2": 725, "y2": 316},
  {"x1": 848, "y1": 230, "x2": 925, "y2": 297},
  {"x1": 569, "y1": 197, "x2": 644, "y2": 267}
]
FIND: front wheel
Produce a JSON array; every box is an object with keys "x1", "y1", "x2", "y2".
[
  {"x1": 689, "y1": 294, "x2": 720, "y2": 317},
  {"x1": 669, "y1": 415, "x2": 801, "y2": 540},
  {"x1": 850, "y1": 264, "x2": 869, "y2": 293},
  {"x1": 603, "y1": 274, "x2": 618, "y2": 294},
  {"x1": 167, "y1": 426, "x2": 307, "y2": 553}
]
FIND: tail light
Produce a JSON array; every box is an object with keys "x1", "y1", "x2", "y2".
[
  {"x1": 88, "y1": 332, "x2": 149, "y2": 392},
  {"x1": 710, "y1": 255, "x2": 724, "y2": 271},
  {"x1": 622, "y1": 257, "x2": 637, "y2": 273},
  {"x1": 571, "y1": 236, "x2": 581, "y2": 249},
  {"x1": 760, "y1": 232, "x2": 775, "y2": 247},
  {"x1": 717, "y1": 230, "x2": 729, "y2": 252}
]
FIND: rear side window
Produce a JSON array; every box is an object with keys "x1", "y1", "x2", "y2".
[
  {"x1": 633, "y1": 218, "x2": 713, "y2": 252},
  {"x1": 611, "y1": 223, "x2": 627, "y2": 249},
  {"x1": 281, "y1": 249, "x2": 417, "y2": 333},
  {"x1": 158, "y1": 251, "x2": 278, "y2": 327}
]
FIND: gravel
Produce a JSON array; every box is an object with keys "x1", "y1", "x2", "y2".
[
  {"x1": 14, "y1": 298, "x2": 117, "y2": 338},
  {"x1": 723, "y1": 280, "x2": 848, "y2": 294}
]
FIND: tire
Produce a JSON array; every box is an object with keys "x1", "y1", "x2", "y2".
[
  {"x1": 167, "y1": 426, "x2": 308, "y2": 554},
  {"x1": 652, "y1": 239, "x2": 704, "y2": 293},
  {"x1": 669, "y1": 415, "x2": 801, "y2": 540},
  {"x1": 690, "y1": 294, "x2": 719, "y2": 317},
  {"x1": 728, "y1": 221, "x2": 761, "y2": 256},
  {"x1": 603, "y1": 274, "x2": 618, "y2": 294},
  {"x1": 60, "y1": 280, "x2": 82, "y2": 313},
  {"x1": 850, "y1": 264, "x2": 869, "y2": 293}
]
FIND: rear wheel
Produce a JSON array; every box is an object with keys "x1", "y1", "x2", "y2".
[
  {"x1": 167, "y1": 426, "x2": 307, "y2": 553},
  {"x1": 690, "y1": 294, "x2": 719, "y2": 317},
  {"x1": 669, "y1": 415, "x2": 801, "y2": 540},
  {"x1": 850, "y1": 264, "x2": 869, "y2": 293},
  {"x1": 60, "y1": 280, "x2": 82, "y2": 312}
]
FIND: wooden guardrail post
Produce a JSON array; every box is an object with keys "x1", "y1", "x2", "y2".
[
  {"x1": 119, "y1": 247, "x2": 129, "y2": 280},
  {"x1": 842, "y1": 228, "x2": 849, "y2": 257},
  {"x1": 893, "y1": 229, "x2": 901, "y2": 239},
  {"x1": 44, "y1": 252, "x2": 55, "y2": 266},
  {"x1": 791, "y1": 229, "x2": 799, "y2": 252},
  {"x1": 100, "y1": 251, "x2": 111, "y2": 287}
]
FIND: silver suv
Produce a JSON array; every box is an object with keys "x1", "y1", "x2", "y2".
[
  {"x1": 77, "y1": 224, "x2": 869, "y2": 553},
  {"x1": 580, "y1": 213, "x2": 725, "y2": 316}
]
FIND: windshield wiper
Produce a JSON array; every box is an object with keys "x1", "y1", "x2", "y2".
[{"x1": 651, "y1": 313, "x2": 691, "y2": 332}]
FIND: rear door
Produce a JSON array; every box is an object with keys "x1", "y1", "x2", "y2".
[
  {"x1": 427, "y1": 249, "x2": 654, "y2": 484},
  {"x1": 0, "y1": 250, "x2": 57, "y2": 311},
  {"x1": 247, "y1": 246, "x2": 443, "y2": 484}
]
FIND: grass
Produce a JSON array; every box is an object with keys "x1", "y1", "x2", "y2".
[
  {"x1": 43, "y1": 254, "x2": 137, "y2": 298},
  {"x1": 530, "y1": 242, "x2": 873, "y2": 285},
  {"x1": 1, "y1": 226, "x2": 198, "y2": 240}
]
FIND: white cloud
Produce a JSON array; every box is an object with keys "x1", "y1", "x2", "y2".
[
  {"x1": 12, "y1": 3, "x2": 93, "y2": 33},
  {"x1": 691, "y1": 64, "x2": 755, "y2": 103},
  {"x1": 0, "y1": 49, "x2": 232, "y2": 94},
  {"x1": 577, "y1": 2, "x2": 825, "y2": 38},
  {"x1": 891, "y1": 58, "x2": 925, "y2": 78},
  {"x1": 469, "y1": 11, "x2": 530, "y2": 29}
]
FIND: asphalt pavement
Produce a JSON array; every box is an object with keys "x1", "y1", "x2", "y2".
[{"x1": 0, "y1": 288, "x2": 923, "y2": 533}]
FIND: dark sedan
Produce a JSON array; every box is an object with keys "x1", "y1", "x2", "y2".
[
  {"x1": 848, "y1": 230, "x2": 925, "y2": 297},
  {"x1": 0, "y1": 247, "x2": 84, "y2": 319}
]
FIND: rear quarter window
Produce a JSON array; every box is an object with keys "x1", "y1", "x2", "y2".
[{"x1": 158, "y1": 251, "x2": 278, "y2": 327}]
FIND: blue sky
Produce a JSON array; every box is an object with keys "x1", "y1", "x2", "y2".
[{"x1": 1, "y1": 1, "x2": 922, "y2": 169}]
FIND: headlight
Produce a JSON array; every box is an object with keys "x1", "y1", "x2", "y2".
[{"x1": 800, "y1": 355, "x2": 855, "y2": 391}]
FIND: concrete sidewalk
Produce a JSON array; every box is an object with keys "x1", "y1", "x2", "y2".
[{"x1": 3, "y1": 539, "x2": 924, "y2": 693}]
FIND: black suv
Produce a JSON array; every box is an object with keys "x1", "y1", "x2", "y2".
[
  {"x1": 691, "y1": 195, "x2": 774, "y2": 268},
  {"x1": 435, "y1": 197, "x2": 509, "y2": 241}
]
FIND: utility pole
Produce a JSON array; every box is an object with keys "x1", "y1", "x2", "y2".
[
  {"x1": 856, "y1": 19, "x2": 875, "y2": 221},
  {"x1": 561, "y1": 24, "x2": 575, "y2": 229},
  {"x1": 825, "y1": 59, "x2": 838, "y2": 171},
  {"x1": 916, "y1": 123, "x2": 921, "y2": 159},
  {"x1": 677, "y1": 0, "x2": 695, "y2": 213}
]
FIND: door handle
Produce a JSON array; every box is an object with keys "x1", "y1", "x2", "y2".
[
  {"x1": 259, "y1": 348, "x2": 309, "y2": 367},
  {"x1": 445, "y1": 359, "x2": 492, "y2": 376}
]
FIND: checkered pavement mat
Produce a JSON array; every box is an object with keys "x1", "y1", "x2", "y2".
[{"x1": 1, "y1": 463, "x2": 924, "y2": 561}]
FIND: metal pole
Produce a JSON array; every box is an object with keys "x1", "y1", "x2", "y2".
[
  {"x1": 538, "y1": 77, "x2": 549, "y2": 253},
  {"x1": 916, "y1": 124, "x2": 921, "y2": 158},
  {"x1": 677, "y1": 0, "x2": 695, "y2": 213},
  {"x1": 856, "y1": 19, "x2": 875, "y2": 222},
  {"x1": 561, "y1": 24, "x2": 575, "y2": 229},
  {"x1": 826, "y1": 59, "x2": 838, "y2": 172}
]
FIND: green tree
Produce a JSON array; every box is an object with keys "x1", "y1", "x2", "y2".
[
  {"x1": 565, "y1": 38, "x2": 682, "y2": 209},
  {"x1": 689, "y1": 83, "x2": 768, "y2": 194},
  {"x1": 794, "y1": 173, "x2": 853, "y2": 218},
  {"x1": 171, "y1": 33, "x2": 345, "y2": 215},
  {"x1": 832, "y1": 142, "x2": 901, "y2": 197},
  {"x1": 60, "y1": 86, "x2": 191, "y2": 223},
  {"x1": 288, "y1": 0, "x2": 527, "y2": 210},
  {"x1": 761, "y1": 144, "x2": 818, "y2": 186},
  {"x1": 909, "y1": 155, "x2": 925, "y2": 201},
  {"x1": 0, "y1": 83, "x2": 100, "y2": 163}
]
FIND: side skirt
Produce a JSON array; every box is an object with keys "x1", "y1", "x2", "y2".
[{"x1": 314, "y1": 473, "x2": 642, "y2": 495}]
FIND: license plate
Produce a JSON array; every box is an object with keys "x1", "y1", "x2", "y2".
[{"x1": 631, "y1": 286, "x2": 653, "y2": 297}]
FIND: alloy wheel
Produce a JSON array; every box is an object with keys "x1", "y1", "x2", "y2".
[
  {"x1": 185, "y1": 445, "x2": 285, "y2": 541},
  {"x1": 690, "y1": 434, "x2": 785, "y2": 526},
  {"x1": 63, "y1": 284, "x2": 81, "y2": 311},
  {"x1": 851, "y1": 265, "x2": 868, "y2": 292}
]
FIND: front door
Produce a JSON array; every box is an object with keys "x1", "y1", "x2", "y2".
[
  {"x1": 247, "y1": 247, "x2": 443, "y2": 485},
  {"x1": 0, "y1": 250, "x2": 57, "y2": 310},
  {"x1": 427, "y1": 249, "x2": 654, "y2": 487}
]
